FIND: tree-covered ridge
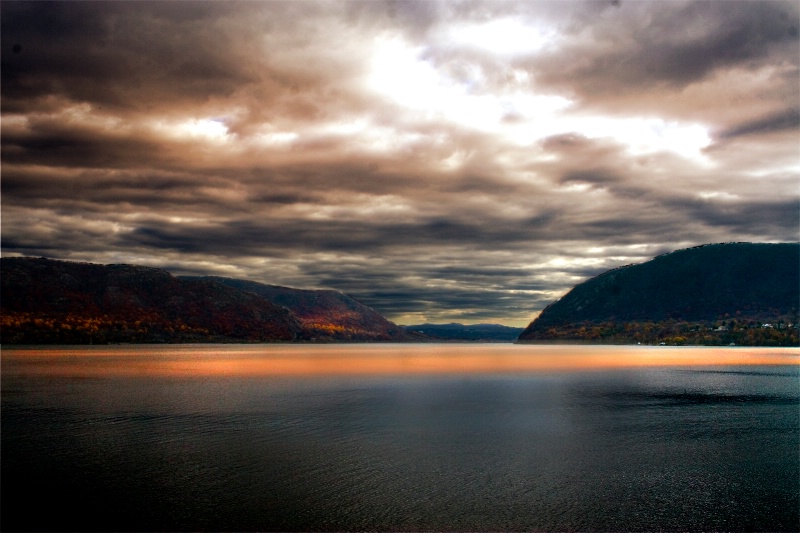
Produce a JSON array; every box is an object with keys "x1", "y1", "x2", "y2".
[
  {"x1": 1, "y1": 258, "x2": 302, "y2": 343},
  {"x1": 519, "y1": 243, "x2": 799, "y2": 346},
  {"x1": 524, "y1": 319, "x2": 798, "y2": 346},
  {"x1": 184, "y1": 277, "x2": 411, "y2": 342},
  {"x1": 1, "y1": 311, "x2": 216, "y2": 344},
  {"x1": 0, "y1": 257, "x2": 413, "y2": 344}
]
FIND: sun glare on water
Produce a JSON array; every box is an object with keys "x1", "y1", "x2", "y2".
[{"x1": 4, "y1": 345, "x2": 798, "y2": 378}]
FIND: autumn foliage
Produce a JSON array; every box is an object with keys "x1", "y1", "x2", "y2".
[
  {"x1": 521, "y1": 318, "x2": 799, "y2": 346},
  {"x1": 187, "y1": 277, "x2": 411, "y2": 342},
  {"x1": 1, "y1": 257, "x2": 411, "y2": 344},
  {"x1": 1, "y1": 258, "x2": 304, "y2": 343}
]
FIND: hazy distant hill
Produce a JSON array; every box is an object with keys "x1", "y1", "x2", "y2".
[
  {"x1": 1, "y1": 257, "x2": 305, "y2": 343},
  {"x1": 403, "y1": 323, "x2": 524, "y2": 342},
  {"x1": 187, "y1": 277, "x2": 412, "y2": 342},
  {"x1": 518, "y1": 243, "x2": 799, "y2": 346}
]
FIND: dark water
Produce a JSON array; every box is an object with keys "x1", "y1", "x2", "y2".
[{"x1": 2, "y1": 345, "x2": 798, "y2": 531}]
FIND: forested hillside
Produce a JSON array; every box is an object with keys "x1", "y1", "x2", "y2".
[
  {"x1": 1, "y1": 257, "x2": 305, "y2": 343},
  {"x1": 1, "y1": 257, "x2": 416, "y2": 344},
  {"x1": 519, "y1": 243, "x2": 799, "y2": 346},
  {"x1": 187, "y1": 277, "x2": 412, "y2": 342}
]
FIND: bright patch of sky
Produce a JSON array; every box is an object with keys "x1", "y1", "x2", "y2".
[
  {"x1": 698, "y1": 191, "x2": 740, "y2": 201},
  {"x1": 154, "y1": 118, "x2": 232, "y2": 144},
  {"x1": 367, "y1": 34, "x2": 503, "y2": 129},
  {"x1": 443, "y1": 18, "x2": 561, "y2": 56},
  {"x1": 366, "y1": 33, "x2": 711, "y2": 163},
  {"x1": 250, "y1": 130, "x2": 299, "y2": 147},
  {"x1": 561, "y1": 116, "x2": 713, "y2": 161}
]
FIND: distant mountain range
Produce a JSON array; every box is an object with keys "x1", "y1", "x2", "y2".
[
  {"x1": 0, "y1": 258, "x2": 413, "y2": 344},
  {"x1": 519, "y1": 243, "x2": 799, "y2": 346},
  {"x1": 403, "y1": 323, "x2": 524, "y2": 342}
]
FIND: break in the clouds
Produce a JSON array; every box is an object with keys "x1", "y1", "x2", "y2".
[{"x1": 2, "y1": 1, "x2": 798, "y2": 327}]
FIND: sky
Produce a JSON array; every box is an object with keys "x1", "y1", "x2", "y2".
[{"x1": 2, "y1": 0, "x2": 798, "y2": 327}]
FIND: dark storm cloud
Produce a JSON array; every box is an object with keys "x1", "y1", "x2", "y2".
[
  {"x1": 718, "y1": 107, "x2": 800, "y2": 139},
  {"x1": 674, "y1": 197, "x2": 800, "y2": 238},
  {"x1": 2, "y1": 120, "x2": 167, "y2": 169},
  {"x1": 532, "y1": 0, "x2": 799, "y2": 97},
  {"x1": 98, "y1": 188, "x2": 798, "y2": 260},
  {"x1": 300, "y1": 269, "x2": 558, "y2": 325},
  {"x1": 299, "y1": 250, "x2": 604, "y2": 324},
  {"x1": 2, "y1": 0, "x2": 797, "y2": 326},
  {"x1": 1, "y1": 1, "x2": 257, "y2": 114},
  {"x1": 1, "y1": 165, "x2": 227, "y2": 211},
  {"x1": 121, "y1": 216, "x2": 549, "y2": 256},
  {"x1": 244, "y1": 164, "x2": 426, "y2": 196},
  {"x1": 559, "y1": 169, "x2": 621, "y2": 188}
]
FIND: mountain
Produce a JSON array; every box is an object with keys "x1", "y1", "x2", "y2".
[
  {"x1": 518, "y1": 243, "x2": 800, "y2": 346},
  {"x1": 0, "y1": 257, "x2": 410, "y2": 344},
  {"x1": 1, "y1": 257, "x2": 306, "y2": 343},
  {"x1": 186, "y1": 277, "x2": 412, "y2": 342},
  {"x1": 403, "y1": 323, "x2": 524, "y2": 342}
]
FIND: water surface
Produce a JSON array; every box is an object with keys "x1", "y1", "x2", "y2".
[{"x1": 2, "y1": 344, "x2": 798, "y2": 531}]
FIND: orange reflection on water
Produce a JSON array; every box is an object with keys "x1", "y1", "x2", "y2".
[{"x1": 3, "y1": 344, "x2": 798, "y2": 378}]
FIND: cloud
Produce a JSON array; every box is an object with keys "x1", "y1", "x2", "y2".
[
  {"x1": 529, "y1": 1, "x2": 799, "y2": 95},
  {"x1": 2, "y1": 0, "x2": 798, "y2": 326},
  {"x1": 1, "y1": 2, "x2": 274, "y2": 111},
  {"x1": 717, "y1": 107, "x2": 800, "y2": 139}
]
